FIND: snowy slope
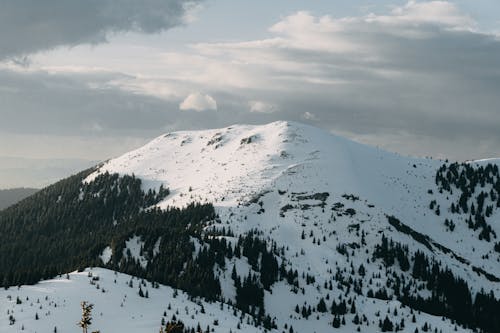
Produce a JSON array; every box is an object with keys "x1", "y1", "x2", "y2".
[
  {"x1": 6, "y1": 121, "x2": 496, "y2": 332},
  {"x1": 0, "y1": 268, "x2": 276, "y2": 333},
  {"x1": 0, "y1": 268, "x2": 472, "y2": 333},
  {"x1": 87, "y1": 121, "x2": 500, "y2": 283}
]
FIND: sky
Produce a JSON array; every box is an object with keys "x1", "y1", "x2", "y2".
[{"x1": 0, "y1": 0, "x2": 500, "y2": 188}]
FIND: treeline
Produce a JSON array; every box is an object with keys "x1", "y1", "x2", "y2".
[
  {"x1": 433, "y1": 162, "x2": 499, "y2": 241},
  {"x1": 0, "y1": 169, "x2": 217, "y2": 301},
  {"x1": 373, "y1": 234, "x2": 500, "y2": 333},
  {"x1": 0, "y1": 171, "x2": 287, "y2": 326}
]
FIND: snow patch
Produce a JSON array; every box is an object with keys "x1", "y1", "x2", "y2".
[
  {"x1": 123, "y1": 236, "x2": 148, "y2": 269},
  {"x1": 99, "y1": 246, "x2": 112, "y2": 265}
]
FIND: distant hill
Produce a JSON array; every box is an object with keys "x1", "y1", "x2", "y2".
[
  {"x1": 0, "y1": 188, "x2": 38, "y2": 210},
  {"x1": 0, "y1": 156, "x2": 97, "y2": 189}
]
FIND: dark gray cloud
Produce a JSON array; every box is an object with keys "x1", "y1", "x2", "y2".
[
  {"x1": 0, "y1": 69, "x2": 179, "y2": 137},
  {"x1": 0, "y1": 0, "x2": 201, "y2": 59}
]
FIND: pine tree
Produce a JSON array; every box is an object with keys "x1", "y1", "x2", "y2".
[
  {"x1": 78, "y1": 301, "x2": 94, "y2": 333},
  {"x1": 382, "y1": 316, "x2": 394, "y2": 332},
  {"x1": 332, "y1": 315, "x2": 341, "y2": 328},
  {"x1": 317, "y1": 298, "x2": 327, "y2": 312}
]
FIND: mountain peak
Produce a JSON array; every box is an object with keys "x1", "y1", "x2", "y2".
[
  {"x1": 86, "y1": 121, "x2": 368, "y2": 209},
  {"x1": 85, "y1": 121, "x2": 500, "y2": 285}
]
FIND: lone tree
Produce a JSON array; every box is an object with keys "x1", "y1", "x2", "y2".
[
  {"x1": 159, "y1": 322, "x2": 184, "y2": 333},
  {"x1": 78, "y1": 301, "x2": 100, "y2": 333}
]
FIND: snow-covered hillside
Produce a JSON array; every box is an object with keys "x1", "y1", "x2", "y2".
[
  {"x1": 3, "y1": 121, "x2": 499, "y2": 333},
  {"x1": 0, "y1": 268, "x2": 275, "y2": 333},
  {"x1": 0, "y1": 268, "x2": 471, "y2": 333},
  {"x1": 88, "y1": 121, "x2": 500, "y2": 284}
]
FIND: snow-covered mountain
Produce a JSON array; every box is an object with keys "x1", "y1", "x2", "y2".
[
  {"x1": 87, "y1": 120, "x2": 500, "y2": 281},
  {"x1": 1, "y1": 121, "x2": 499, "y2": 333}
]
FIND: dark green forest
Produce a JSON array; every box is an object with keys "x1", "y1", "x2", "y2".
[
  {"x1": 373, "y1": 230, "x2": 500, "y2": 333},
  {"x1": 0, "y1": 169, "x2": 281, "y2": 326},
  {"x1": 433, "y1": 162, "x2": 499, "y2": 242},
  {"x1": 0, "y1": 169, "x2": 217, "y2": 296}
]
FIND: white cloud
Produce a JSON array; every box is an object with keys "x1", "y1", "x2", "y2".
[
  {"x1": 179, "y1": 92, "x2": 217, "y2": 111},
  {"x1": 182, "y1": 2, "x2": 478, "y2": 93},
  {"x1": 249, "y1": 100, "x2": 277, "y2": 114},
  {"x1": 374, "y1": 1, "x2": 475, "y2": 28},
  {"x1": 268, "y1": 11, "x2": 358, "y2": 53},
  {"x1": 302, "y1": 112, "x2": 318, "y2": 121}
]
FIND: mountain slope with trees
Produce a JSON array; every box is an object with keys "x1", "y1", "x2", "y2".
[{"x1": 1, "y1": 121, "x2": 499, "y2": 333}]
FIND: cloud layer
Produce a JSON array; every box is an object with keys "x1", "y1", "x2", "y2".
[
  {"x1": 169, "y1": 2, "x2": 499, "y2": 159},
  {"x1": 0, "y1": 0, "x2": 202, "y2": 59},
  {"x1": 2, "y1": 1, "x2": 500, "y2": 181}
]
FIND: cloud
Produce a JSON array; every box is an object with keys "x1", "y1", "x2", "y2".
[
  {"x1": 302, "y1": 111, "x2": 318, "y2": 121},
  {"x1": 367, "y1": 0, "x2": 474, "y2": 28},
  {"x1": 179, "y1": 92, "x2": 217, "y2": 111},
  {"x1": 0, "y1": 0, "x2": 203, "y2": 59},
  {"x1": 3, "y1": 0, "x2": 500, "y2": 173},
  {"x1": 0, "y1": 67, "x2": 181, "y2": 138},
  {"x1": 249, "y1": 100, "x2": 277, "y2": 114},
  {"x1": 159, "y1": 2, "x2": 500, "y2": 160}
]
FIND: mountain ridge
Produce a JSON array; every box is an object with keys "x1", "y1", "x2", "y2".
[
  {"x1": 86, "y1": 121, "x2": 500, "y2": 280},
  {"x1": 0, "y1": 187, "x2": 38, "y2": 210},
  {"x1": 1, "y1": 121, "x2": 500, "y2": 333}
]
